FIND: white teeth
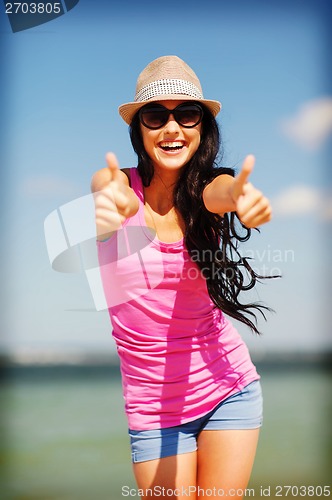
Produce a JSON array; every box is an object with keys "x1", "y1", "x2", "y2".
[{"x1": 159, "y1": 141, "x2": 184, "y2": 149}]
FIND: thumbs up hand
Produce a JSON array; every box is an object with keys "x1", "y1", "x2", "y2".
[
  {"x1": 91, "y1": 152, "x2": 139, "y2": 241},
  {"x1": 203, "y1": 154, "x2": 272, "y2": 228},
  {"x1": 231, "y1": 155, "x2": 272, "y2": 228}
]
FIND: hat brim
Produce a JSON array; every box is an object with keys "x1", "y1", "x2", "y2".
[{"x1": 118, "y1": 95, "x2": 221, "y2": 125}]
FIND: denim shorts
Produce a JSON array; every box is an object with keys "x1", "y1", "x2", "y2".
[{"x1": 129, "y1": 380, "x2": 263, "y2": 463}]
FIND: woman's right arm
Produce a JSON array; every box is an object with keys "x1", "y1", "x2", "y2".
[{"x1": 91, "y1": 152, "x2": 139, "y2": 241}]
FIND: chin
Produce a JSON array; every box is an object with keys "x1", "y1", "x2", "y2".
[{"x1": 155, "y1": 153, "x2": 193, "y2": 170}]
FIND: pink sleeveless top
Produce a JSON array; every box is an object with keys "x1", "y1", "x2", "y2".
[{"x1": 97, "y1": 168, "x2": 259, "y2": 430}]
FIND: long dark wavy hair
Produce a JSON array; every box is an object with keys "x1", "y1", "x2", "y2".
[{"x1": 130, "y1": 104, "x2": 274, "y2": 334}]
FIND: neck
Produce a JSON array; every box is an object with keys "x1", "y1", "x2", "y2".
[{"x1": 144, "y1": 170, "x2": 178, "y2": 214}]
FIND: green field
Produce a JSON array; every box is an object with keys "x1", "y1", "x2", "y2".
[{"x1": 0, "y1": 363, "x2": 331, "y2": 499}]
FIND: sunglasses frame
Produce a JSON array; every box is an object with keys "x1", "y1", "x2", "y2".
[{"x1": 138, "y1": 102, "x2": 204, "y2": 130}]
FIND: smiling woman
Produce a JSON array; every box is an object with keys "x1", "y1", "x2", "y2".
[{"x1": 91, "y1": 55, "x2": 273, "y2": 499}]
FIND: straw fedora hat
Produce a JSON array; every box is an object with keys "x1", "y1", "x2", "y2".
[{"x1": 118, "y1": 55, "x2": 221, "y2": 125}]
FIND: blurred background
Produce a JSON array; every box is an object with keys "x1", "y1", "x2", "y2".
[{"x1": 0, "y1": 0, "x2": 331, "y2": 498}]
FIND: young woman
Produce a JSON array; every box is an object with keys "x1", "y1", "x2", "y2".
[{"x1": 92, "y1": 56, "x2": 272, "y2": 499}]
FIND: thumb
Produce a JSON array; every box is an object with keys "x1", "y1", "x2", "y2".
[
  {"x1": 233, "y1": 154, "x2": 255, "y2": 200},
  {"x1": 105, "y1": 152, "x2": 122, "y2": 182}
]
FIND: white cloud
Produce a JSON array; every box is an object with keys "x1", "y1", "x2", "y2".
[
  {"x1": 273, "y1": 185, "x2": 323, "y2": 216},
  {"x1": 280, "y1": 97, "x2": 332, "y2": 150}
]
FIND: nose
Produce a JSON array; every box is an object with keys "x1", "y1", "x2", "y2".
[{"x1": 163, "y1": 113, "x2": 180, "y2": 134}]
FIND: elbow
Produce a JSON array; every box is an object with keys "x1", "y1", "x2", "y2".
[
  {"x1": 202, "y1": 184, "x2": 225, "y2": 216},
  {"x1": 202, "y1": 183, "x2": 213, "y2": 213}
]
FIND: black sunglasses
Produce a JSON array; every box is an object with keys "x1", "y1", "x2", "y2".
[{"x1": 139, "y1": 102, "x2": 204, "y2": 130}]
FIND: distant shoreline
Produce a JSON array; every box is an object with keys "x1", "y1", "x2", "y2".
[{"x1": 0, "y1": 352, "x2": 331, "y2": 380}]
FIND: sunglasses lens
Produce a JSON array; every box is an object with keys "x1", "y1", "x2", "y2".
[
  {"x1": 140, "y1": 107, "x2": 168, "y2": 129},
  {"x1": 175, "y1": 105, "x2": 203, "y2": 127},
  {"x1": 139, "y1": 103, "x2": 203, "y2": 129}
]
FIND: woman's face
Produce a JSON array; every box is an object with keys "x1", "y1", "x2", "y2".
[{"x1": 140, "y1": 100, "x2": 202, "y2": 174}]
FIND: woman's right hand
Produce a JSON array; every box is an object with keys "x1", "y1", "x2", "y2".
[{"x1": 91, "y1": 152, "x2": 139, "y2": 241}]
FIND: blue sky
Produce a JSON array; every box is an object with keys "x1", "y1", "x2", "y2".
[{"x1": 1, "y1": 0, "x2": 331, "y2": 359}]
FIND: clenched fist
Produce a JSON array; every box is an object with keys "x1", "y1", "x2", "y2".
[
  {"x1": 230, "y1": 155, "x2": 272, "y2": 228},
  {"x1": 91, "y1": 153, "x2": 139, "y2": 241},
  {"x1": 203, "y1": 155, "x2": 272, "y2": 228}
]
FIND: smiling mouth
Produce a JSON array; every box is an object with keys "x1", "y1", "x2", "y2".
[{"x1": 159, "y1": 141, "x2": 185, "y2": 152}]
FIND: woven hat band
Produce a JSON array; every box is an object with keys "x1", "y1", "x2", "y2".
[{"x1": 135, "y1": 78, "x2": 204, "y2": 103}]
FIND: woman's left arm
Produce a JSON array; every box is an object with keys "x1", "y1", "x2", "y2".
[{"x1": 202, "y1": 155, "x2": 272, "y2": 228}]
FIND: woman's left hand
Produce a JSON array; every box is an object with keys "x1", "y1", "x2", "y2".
[{"x1": 230, "y1": 155, "x2": 272, "y2": 228}]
